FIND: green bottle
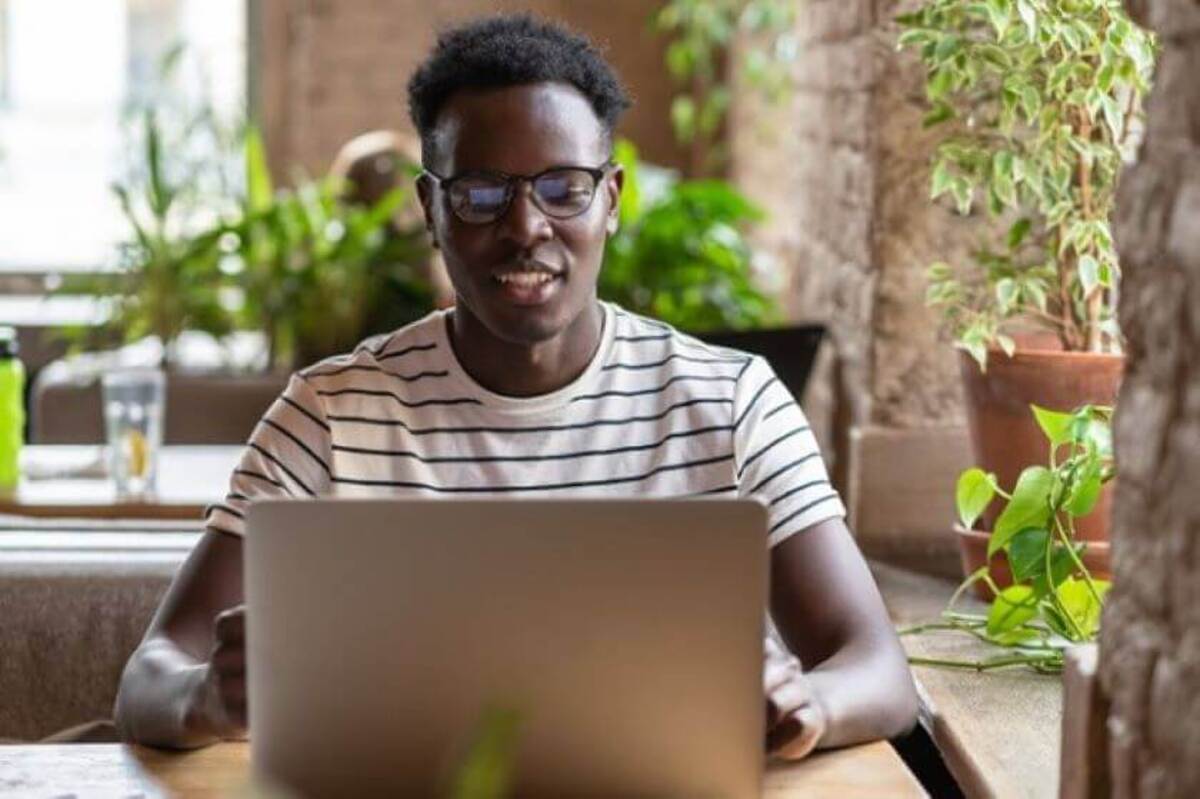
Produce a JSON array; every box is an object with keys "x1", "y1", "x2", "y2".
[{"x1": 0, "y1": 327, "x2": 25, "y2": 494}]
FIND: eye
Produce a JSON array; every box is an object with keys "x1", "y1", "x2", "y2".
[
  {"x1": 534, "y1": 171, "x2": 595, "y2": 213},
  {"x1": 449, "y1": 176, "x2": 509, "y2": 222}
]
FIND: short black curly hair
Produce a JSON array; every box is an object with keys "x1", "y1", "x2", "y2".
[{"x1": 407, "y1": 14, "x2": 631, "y2": 167}]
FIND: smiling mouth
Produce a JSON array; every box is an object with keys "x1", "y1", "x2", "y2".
[
  {"x1": 490, "y1": 265, "x2": 564, "y2": 306},
  {"x1": 494, "y1": 271, "x2": 558, "y2": 286}
]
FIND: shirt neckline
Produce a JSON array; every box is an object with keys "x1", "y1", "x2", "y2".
[{"x1": 433, "y1": 301, "x2": 615, "y2": 414}]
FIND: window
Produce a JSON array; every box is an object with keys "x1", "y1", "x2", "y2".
[{"x1": 0, "y1": 0, "x2": 246, "y2": 274}]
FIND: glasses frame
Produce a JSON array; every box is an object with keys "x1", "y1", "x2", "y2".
[{"x1": 424, "y1": 162, "x2": 613, "y2": 225}]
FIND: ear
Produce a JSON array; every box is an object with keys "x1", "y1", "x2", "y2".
[
  {"x1": 415, "y1": 173, "x2": 440, "y2": 249},
  {"x1": 604, "y1": 164, "x2": 624, "y2": 237}
]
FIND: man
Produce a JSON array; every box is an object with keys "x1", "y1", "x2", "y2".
[{"x1": 115, "y1": 14, "x2": 917, "y2": 759}]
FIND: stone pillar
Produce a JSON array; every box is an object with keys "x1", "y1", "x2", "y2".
[
  {"x1": 729, "y1": 0, "x2": 984, "y2": 569},
  {"x1": 1100, "y1": 3, "x2": 1200, "y2": 797}
]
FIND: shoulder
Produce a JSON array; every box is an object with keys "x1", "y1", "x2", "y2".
[
  {"x1": 297, "y1": 310, "x2": 449, "y2": 382},
  {"x1": 606, "y1": 304, "x2": 754, "y2": 375}
]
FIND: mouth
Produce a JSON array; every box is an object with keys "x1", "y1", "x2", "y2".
[{"x1": 490, "y1": 262, "x2": 564, "y2": 306}]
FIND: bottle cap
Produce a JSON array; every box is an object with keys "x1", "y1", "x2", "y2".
[{"x1": 0, "y1": 327, "x2": 18, "y2": 358}]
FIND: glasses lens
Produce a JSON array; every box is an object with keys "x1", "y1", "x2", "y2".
[
  {"x1": 449, "y1": 177, "x2": 509, "y2": 223},
  {"x1": 533, "y1": 169, "x2": 597, "y2": 218}
]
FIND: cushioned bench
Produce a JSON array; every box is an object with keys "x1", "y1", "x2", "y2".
[{"x1": 0, "y1": 528, "x2": 196, "y2": 741}]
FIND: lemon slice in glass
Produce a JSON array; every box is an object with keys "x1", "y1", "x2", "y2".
[{"x1": 125, "y1": 430, "x2": 149, "y2": 478}]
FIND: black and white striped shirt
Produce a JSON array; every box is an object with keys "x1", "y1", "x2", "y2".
[{"x1": 206, "y1": 302, "x2": 845, "y2": 547}]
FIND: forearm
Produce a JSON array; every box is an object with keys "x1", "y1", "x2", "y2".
[
  {"x1": 113, "y1": 637, "x2": 219, "y2": 749},
  {"x1": 805, "y1": 634, "x2": 918, "y2": 749}
]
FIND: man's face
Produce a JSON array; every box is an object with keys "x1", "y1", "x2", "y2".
[{"x1": 417, "y1": 82, "x2": 622, "y2": 346}]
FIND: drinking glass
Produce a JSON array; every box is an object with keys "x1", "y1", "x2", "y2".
[{"x1": 102, "y1": 369, "x2": 165, "y2": 500}]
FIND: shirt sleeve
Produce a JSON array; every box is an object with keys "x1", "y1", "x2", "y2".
[
  {"x1": 204, "y1": 373, "x2": 333, "y2": 537},
  {"x1": 732, "y1": 356, "x2": 845, "y2": 547}
]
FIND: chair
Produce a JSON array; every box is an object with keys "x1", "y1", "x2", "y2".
[{"x1": 696, "y1": 324, "x2": 826, "y2": 402}]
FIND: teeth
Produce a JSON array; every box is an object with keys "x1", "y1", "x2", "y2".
[{"x1": 497, "y1": 272, "x2": 555, "y2": 286}]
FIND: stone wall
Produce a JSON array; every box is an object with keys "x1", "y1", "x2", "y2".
[
  {"x1": 255, "y1": 0, "x2": 685, "y2": 178},
  {"x1": 728, "y1": 0, "x2": 982, "y2": 539},
  {"x1": 1101, "y1": 2, "x2": 1200, "y2": 796}
]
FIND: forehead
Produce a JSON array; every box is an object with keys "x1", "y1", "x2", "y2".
[{"x1": 431, "y1": 82, "x2": 607, "y2": 175}]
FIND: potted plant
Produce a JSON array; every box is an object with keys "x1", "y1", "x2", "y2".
[
  {"x1": 897, "y1": 0, "x2": 1155, "y2": 557},
  {"x1": 600, "y1": 140, "x2": 824, "y2": 398},
  {"x1": 600, "y1": 138, "x2": 778, "y2": 331},
  {"x1": 57, "y1": 107, "x2": 234, "y2": 368},
  {"x1": 905, "y1": 402, "x2": 1113, "y2": 668},
  {"x1": 224, "y1": 128, "x2": 433, "y2": 371}
]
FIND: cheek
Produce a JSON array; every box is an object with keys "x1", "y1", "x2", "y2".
[{"x1": 558, "y1": 216, "x2": 609, "y2": 271}]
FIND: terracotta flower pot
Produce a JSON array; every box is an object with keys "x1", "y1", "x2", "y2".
[
  {"x1": 958, "y1": 346, "x2": 1123, "y2": 544},
  {"x1": 954, "y1": 525, "x2": 1113, "y2": 601}
]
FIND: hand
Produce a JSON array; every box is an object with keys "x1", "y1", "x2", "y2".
[
  {"x1": 764, "y1": 635, "x2": 826, "y2": 760},
  {"x1": 192, "y1": 604, "x2": 248, "y2": 739}
]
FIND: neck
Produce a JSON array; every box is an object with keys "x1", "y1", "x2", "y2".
[{"x1": 448, "y1": 301, "x2": 605, "y2": 397}]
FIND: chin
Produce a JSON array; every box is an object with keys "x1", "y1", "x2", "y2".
[{"x1": 485, "y1": 308, "x2": 570, "y2": 345}]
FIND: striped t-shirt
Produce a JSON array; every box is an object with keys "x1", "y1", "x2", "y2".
[{"x1": 205, "y1": 301, "x2": 845, "y2": 547}]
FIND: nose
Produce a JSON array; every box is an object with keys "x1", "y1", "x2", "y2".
[{"x1": 497, "y1": 180, "x2": 553, "y2": 248}]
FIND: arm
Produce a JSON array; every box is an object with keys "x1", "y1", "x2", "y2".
[
  {"x1": 768, "y1": 517, "x2": 918, "y2": 752},
  {"x1": 113, "y1": 530, "x2": 247, "y2": 748},
  {"x1": 115, "y1": 373, "x2": 332, "y2": 748}
]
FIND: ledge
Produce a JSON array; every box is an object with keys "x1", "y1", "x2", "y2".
[{"x1": 872, "y1": 561, "x2": 1064, "y2": 799}]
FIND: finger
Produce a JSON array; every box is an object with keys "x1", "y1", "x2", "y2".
[
  {"x1": 217, "y1": 673, "x2": 246, "y2": 706},
  {"x1": 766, "y1": 714, "x2": 802, "y2": 753},
  {"x1": 224, "y1": 699, "x2": 248, "y2": 732},
  {"x1": 768, "y1": 678, "x2": 817, "y2": 722},
  {"x1": 214, "y1": 606, "x2": 246, "y2": 644},
  {"x1": 764, "y1": 655, "x2": 803, "y2": 694},
  {"x1": 211, "y1": 644, "x2": 246, "y2": 676},
  {"x1": 764, "y1": 666, "x2": 798, "y2": 694},
  {"x1": 768, "y1": 705, "x2": 824, "y2": 760}
]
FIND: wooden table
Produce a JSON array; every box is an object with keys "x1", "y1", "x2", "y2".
[
  {"x1": 0, "y1": 741, "x2": 925, "y2": 798},
  {"x1": 0, "y1": 445, "x2": 240, "y2": 520},
  {"x1": 872, "y1": 562, "x2": 1063, "y2": 799}
]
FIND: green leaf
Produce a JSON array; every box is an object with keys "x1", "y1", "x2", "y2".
[
  {"x1": 670, "y1": 96, "x2": 697, "y2": 143},
  {"x1": 931, "y1": 160, "x2": 954, "y2": 200},
  {"x1": 990, "y1": 466, "x2": 1055, "y2": 557},
  {"x1": 1055, "y1": 578, "x2": 1107, "y2": 640},
  {"x1": 984, "y1": 0, "x2": 1011, "y2": 39},
  {"x1": 951, "y1": 177, "x2": 974, "y2": 216},
  {"x1": 1007, "y1": 527, "x2": 1050, "y2": 583},
  {"x1": 1079, "y1": 255, "x2": 1101, "y2": 295},
  {"x1": 934, "y1": 35, "x2": 962, "y2": 61},
  {"x1": 1016, "y1": 0, "x2": 1036, "y2": 40},
  {"x1": 923, "y1": 103, "x2": 955, "y2": 128},
  {"x1": 1066, "y1": 456, "x2": 1103, "y2": 517},
  {"x1": 1007, "y1": 218, "x2": 1032, "y2": 249},
  {"x1": 960, "y1": 338, "x2": 988, "y2": 371},
  {"x1": 996, "y1": 334, "x2": 1016, "y2": 357},
  {"x1": 956, "y1": 468, "x2": 997, "y2": 530},
  {"x1": 987, "y1": 584, "x2": 1038, "y2": 636},
  {"x1": 666, "y1": 40, "x2": 695, "y2": 81},
  {"x1": 245, "y1": 126, "x2": 274, "y2": 215},
  {"x1": 1032, "y1": 404, "x2": 1074, "y2": 446},
  {"x1": 1031, "y1": 544, "x2": 1082, "y2": 597},
  {"x1": 929, "y1": 65, "x2": 955, "y2": 100},
  {"x1": 448, "y1": 707, "x2": 521, "y2": 799}
]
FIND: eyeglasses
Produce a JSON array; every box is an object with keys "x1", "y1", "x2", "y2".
[{"x1": 424, "y1": 163, "x2": 611, "y2": 225}]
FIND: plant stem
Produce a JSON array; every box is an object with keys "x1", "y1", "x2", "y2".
[
  {"x1": 1077, "y1": 114, "x2": 1104, "y2": 352},
  {"x1": 908, "y1": 654, "x2": 1062, "y2": 671},
  {"x1": 1060, "y1": 516, "x2": 1104, "y2": 606}
]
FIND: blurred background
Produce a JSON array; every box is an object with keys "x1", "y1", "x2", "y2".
[{"x1": 0, "y1": 0, "x2": 1162, "y2": 573}]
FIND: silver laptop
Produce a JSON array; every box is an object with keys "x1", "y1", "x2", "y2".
[{"x1": 245, "y1": 498, "x2": 768, "y2": 798}]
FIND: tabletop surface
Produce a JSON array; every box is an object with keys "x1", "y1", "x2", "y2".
[
  {"x1": 0, "y1": 740, "x2": 926, "y2": 798},
  {"x1": 873, "y1": 562, "x2": 1064, "y2": 799},
  {"x1": 0, "y1": 445, "x2": 240, "y2": 519}
]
